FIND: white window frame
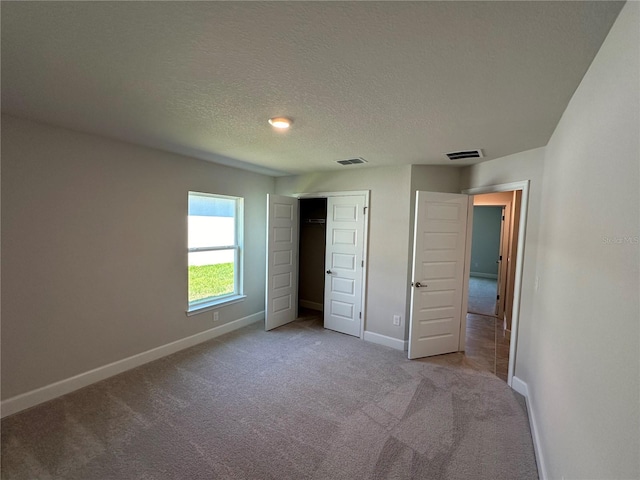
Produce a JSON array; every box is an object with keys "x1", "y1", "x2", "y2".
[{"x1": 186, "y1": 192, "x2": 245, "y2": 315}]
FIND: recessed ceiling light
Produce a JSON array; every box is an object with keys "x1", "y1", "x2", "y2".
[{"x1": 268, "y1": 117, "x2": 293, "y2": 129}]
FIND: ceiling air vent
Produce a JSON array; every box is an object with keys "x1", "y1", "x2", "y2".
[
  {"x1": 336, "y1": 157, "x2": 368, "y2": 166},
  {"x1": 446, "y1": 149, "x2": 484, "y2": 161}
]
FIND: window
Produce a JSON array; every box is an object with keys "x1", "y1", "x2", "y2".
[{"x1": 188, "y1": 192, "x2": 244, "y2": 312}]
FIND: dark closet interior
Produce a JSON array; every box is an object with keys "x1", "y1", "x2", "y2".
[{"x1": 298, "y1": 198, "x2": 327, "y2": 312}]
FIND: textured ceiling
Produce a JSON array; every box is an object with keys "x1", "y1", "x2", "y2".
[{"x1": 1, "y1": 2, "x2": 624, "y2": 176}]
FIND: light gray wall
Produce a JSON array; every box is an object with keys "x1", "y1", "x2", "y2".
[
  {"x1": 1, "y1": 115, "x2": 275, "y2": 399},
  {"x1": 527, "y1": 3, "x2": 639, "y2": 478},
  {"x1": 470, "y1": 206, "x2": 502, "y2": 277}
]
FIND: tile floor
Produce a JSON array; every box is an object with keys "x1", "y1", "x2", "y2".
[
  {"x1": 421, "y1": 276, "x2": 510, "y2": 382},
  {"x1": 465, "y1": 313, "x2": 511, "y2": 381},
  {"x1": 420, "y1": 313, "x2": 511, "y2": 382}
]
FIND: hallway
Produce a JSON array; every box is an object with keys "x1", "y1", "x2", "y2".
[{"x1": 465, "y1": 313, "x2": 510, "y2": 381}]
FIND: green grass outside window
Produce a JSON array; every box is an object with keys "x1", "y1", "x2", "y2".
[{"x1": 189, "y1": 263, "x2": 235, "y2": 303}]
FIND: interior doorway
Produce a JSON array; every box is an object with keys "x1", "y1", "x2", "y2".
[
  {"x1": 468, "y1": 205, "x2": 503, "y2": 317},
  {"x1": 462, "y1": 183, "x2": 527, "y2": 386}
]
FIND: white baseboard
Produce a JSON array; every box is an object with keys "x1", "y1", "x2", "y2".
[
  {"x1": 299, "y1": 300, "x2": 323, "y2": 311},
  {"x1": 511, "y1": 376, "x2": 548, "y2": 480},
  {"x1": 470, "y1": 272, "x2": 498, "y2": 279},
  {"x1": 363, "y1": 330, "x2": 408, "y2": 351},
  {"x1": 1, "y1": 311, "x2": 264, "y2": 418},
  {"x1": 510, "y1": 375, "x2": 527, "y2": 396}
]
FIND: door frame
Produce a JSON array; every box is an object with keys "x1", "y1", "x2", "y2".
[
  {"x1": 295, "y1": 190, "x2": 370, "y2": 339},
  {"x1": 496, "y1": 205, "x2": 509, "y2": 318},
  {"x1": 463, "y1": 181, "x2": 530, "y2": 387}
]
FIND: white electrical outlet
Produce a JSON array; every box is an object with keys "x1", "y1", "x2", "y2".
[
  {"x1": 213, "y1": 311, "x2": 219, "y2": 322},
  {"x1": 393, "y1": 314, "x2": 401, "y2": 326}
]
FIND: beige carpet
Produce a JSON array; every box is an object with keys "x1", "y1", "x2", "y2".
[{"x1": 1, "y1": 313, "x2": 538, "y2": 479}]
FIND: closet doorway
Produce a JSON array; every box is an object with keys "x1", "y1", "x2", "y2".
[
  {"x1": 265, "y1": 192, "x2": 369, "y2": 338},
  {"x1": 298, "y1": 198, "x2": 328, "y2": 313}
]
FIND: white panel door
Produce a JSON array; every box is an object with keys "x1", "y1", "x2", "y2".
[
  {"x1": 324, "y1": 195, "x2": 365, "y2": 337},
  {"x1": 265, "y1": 195, "x2": 298, "y2": 331},
  {"x1": 408, "y1": 191, "x2": 471, "y2": 359}
]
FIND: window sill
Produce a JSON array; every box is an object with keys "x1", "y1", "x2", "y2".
[{"x1": 186, "y1": 294, "x2": 247, "y2": 316}]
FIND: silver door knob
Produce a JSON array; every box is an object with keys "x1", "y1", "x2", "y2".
[
  {"x1": 414, "y1": 282, "x2": 426, "y2": 288},
  {"x1": 326, "y1": 270, "x2": 333, "y2": 274}
]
